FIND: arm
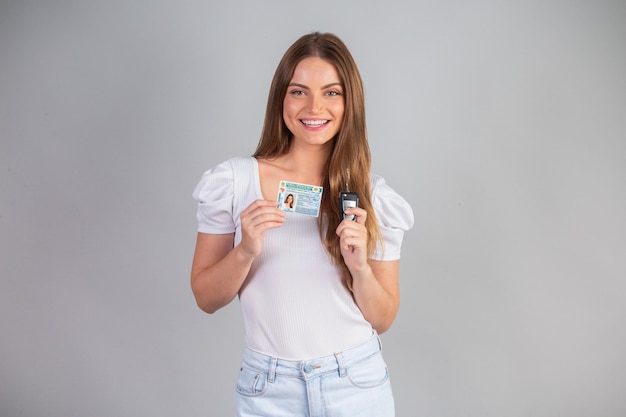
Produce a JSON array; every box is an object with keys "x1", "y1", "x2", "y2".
[
  {"x1": 336, "y1": 207, "x2": 401, "y2": 333},
  {"x1": 191, "y1": 200, "x2": 285, "y2": 314},
  {"x1": 190, "y1": 232, "x2": 253, "y2": 314},
  {"x1": 350, "y1": 260, "x2": 400, "y2": 334}
]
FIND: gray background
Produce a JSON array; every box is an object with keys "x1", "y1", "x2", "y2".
[{"x1": 1, "y1": 1, "x2": 625, "y2": 416}]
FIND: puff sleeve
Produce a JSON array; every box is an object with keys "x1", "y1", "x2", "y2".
[
  {"x1": 370, "y1": 176, "x2": 414, "y2": 261},
  {"x1": 192, "y1": 160, "x2": 236, "y2": 234}
]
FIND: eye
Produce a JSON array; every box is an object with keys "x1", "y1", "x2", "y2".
[
  {"x1": 289, "y1": 89, "x2": 305, "y2": 96},
  {"x1": 326, "y1": 90, "x2": 342, "y2": 97}
]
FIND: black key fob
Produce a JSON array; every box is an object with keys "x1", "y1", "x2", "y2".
[{"x1": 339, "y1": 191, "x2": 359, "y2": 221}]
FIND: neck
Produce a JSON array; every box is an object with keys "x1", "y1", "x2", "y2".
[{"x1": 273, "y1": 141, "x2": 332, "y2": 185}]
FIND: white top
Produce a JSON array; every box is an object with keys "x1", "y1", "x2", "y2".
[{"x1": 193, "y1": 157, "x2": 414, "y2": 359}]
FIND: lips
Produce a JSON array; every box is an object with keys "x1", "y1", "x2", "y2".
[{"x1": 300, "y1": 119, "x2": 329, "y2": 127}]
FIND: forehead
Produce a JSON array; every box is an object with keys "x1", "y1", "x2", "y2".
[{"x1": 290, "y1": 57, "x2": 341, "y2": 84}]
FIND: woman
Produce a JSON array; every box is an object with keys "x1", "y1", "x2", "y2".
[
  {"x1": 191, "y1": 32, "x2": 413, "y2": 417},
  {"x1": 282, "y1": 193, "x2": 295, "y2": 210}
]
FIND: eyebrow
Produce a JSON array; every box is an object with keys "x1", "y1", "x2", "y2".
[{"x1": 288, "y1": 82, "x2": 343, "y2": 90}]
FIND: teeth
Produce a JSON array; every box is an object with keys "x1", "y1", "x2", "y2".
[{"x1": 302, "y1": 119, "x2": 328, "y2": 126}]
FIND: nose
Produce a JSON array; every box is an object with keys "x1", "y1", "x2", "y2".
[{"x1": 309, "y1": 93, "x2": 323, "y2": 114}]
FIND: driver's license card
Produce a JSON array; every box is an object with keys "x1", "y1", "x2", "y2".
[{"x1": 276, "y1": 180, "x2": 323, "y2": 217}]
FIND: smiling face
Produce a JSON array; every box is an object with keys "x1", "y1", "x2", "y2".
[{"x1": 283, "y1": 57, "x2": 345, "y2": 149}]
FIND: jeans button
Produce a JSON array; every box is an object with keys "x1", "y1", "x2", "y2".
[{"x1": 304, "y1": 364, "x2": 313, "y2": 373}]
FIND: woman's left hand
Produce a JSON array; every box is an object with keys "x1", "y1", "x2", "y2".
[
  {"x1": 337, "y1": 206, "x2": 401, "y2": 334},
  {"x1": 336, "y1": 207, "x2": 369, "y2": 272}
]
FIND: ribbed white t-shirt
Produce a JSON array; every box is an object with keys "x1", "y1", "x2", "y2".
[{"x1": 193, "y1": 157, "x2": 414, "y2": 359}]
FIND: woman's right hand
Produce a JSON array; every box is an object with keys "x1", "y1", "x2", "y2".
[{"x1": 239, "y1": 200, "x2": 286, "y2": 258}]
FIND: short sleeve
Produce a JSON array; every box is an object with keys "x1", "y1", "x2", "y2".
[
  {"x1": 192, "y1": 160, "x2": 236, "y2": 234},
  {"x1": 370, "y1": 176, "x2": 414, "y2": 261}
]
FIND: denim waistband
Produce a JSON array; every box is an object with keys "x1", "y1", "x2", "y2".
[{"x1": 241, "y1": 332, "x2": 382, "y2": 381}]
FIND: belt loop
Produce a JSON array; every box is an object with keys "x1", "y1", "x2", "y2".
[
  {"x1": 268, "y1": 357, "x2": 277, "y2": 383},
  {"x1": 334, "y1": 352, "x2": 346, "y2": 377}
]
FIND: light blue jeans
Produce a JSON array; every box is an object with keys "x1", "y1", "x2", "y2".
[{"x1": 233, "y1": 332, "x2": 395, "y2": 417}]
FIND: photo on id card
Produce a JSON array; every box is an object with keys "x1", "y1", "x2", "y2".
[{"x1": 276, "y1": 181, "x2": 323, "y2": 217}]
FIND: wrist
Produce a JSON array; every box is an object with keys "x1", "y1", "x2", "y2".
[
  {"x1": 348, "y1": 261, "x2": 373, "y2": 281},
  {"x1": 234, "y1": 244, "x2": 257, "y2": 265}
]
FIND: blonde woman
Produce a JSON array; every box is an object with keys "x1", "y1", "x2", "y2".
[{"x1": 191, "y1": 32, "x2": 413, "y2": 416}]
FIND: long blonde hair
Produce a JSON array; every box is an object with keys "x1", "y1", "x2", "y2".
[{"x1": 253, "y1": 32, "x2": 382, "y2": 289}]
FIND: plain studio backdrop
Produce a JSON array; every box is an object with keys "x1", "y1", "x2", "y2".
[{"x1": 1, "y1": 1, "x2": 625, "y2": 416}]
